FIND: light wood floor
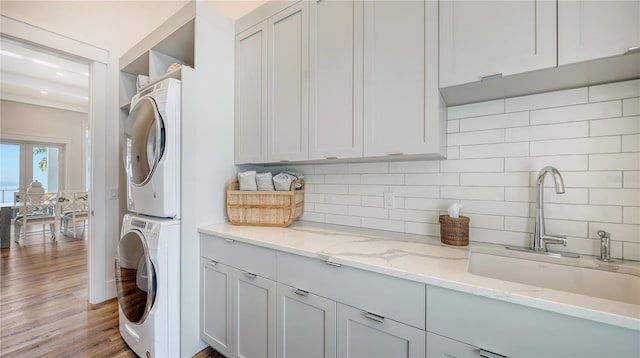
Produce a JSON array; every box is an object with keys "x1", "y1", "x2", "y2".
[{"x1": 0, "y1": 226, "x2": 223, "y2": 358}]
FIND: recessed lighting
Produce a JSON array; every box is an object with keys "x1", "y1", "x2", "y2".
[
  {"x1": 40, "y1": 90, "x2": 48, "y2": 95},
  {"x1": 56, "y1": 72, "x2": 64, "y2": 76}
]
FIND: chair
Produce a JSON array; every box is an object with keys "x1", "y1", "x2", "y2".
[
  {"x1": 60, "y1": 191, "x2": 89, "y2": 238},
  {"x1": 14, "y1": 192, "x2": 58, "y2": 243}
]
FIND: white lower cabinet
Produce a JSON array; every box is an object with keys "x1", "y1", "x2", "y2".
[
  {"x1": 276, "y1": 283, "x2": 337, "y2": 358},
  {"x1": 337, "y1": 304, "x2": 426, "y2": 358},
  {"x1": 233, "y1": 269, "x2": 277, "y2": 358},
  {"x1": 200, "y1": 258, "x2": 233, "y2": 357}
]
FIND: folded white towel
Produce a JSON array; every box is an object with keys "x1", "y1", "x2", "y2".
[
  {"x1": 256, "y1": 172, "x2": 275, "y2": 191},
  {"x1": 238, "y1": 171, "x2": 257, "y2": 191},
  {"x1": 273, "y1": 172, "x2": 300, "y2": 191},
  {"x1": 136, "y1": 75, "x2": 150, "y2": 90}
]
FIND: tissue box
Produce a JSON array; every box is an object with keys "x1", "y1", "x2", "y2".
[{"x1": 439, "y1": 215, "x2": 470, "y2": 246}]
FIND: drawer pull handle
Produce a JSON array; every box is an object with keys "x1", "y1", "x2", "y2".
[
  {"x1": 479, "y1": 349, "x2": 507, "y2": 358},
  {"x1": 325, "y1": 156, "x2": 338, "y2": 159},
  {"x1": 293, "y1": 289, "x2": 309, "y2": 297},
  {"x1": 225, "y1": 238, "x2": 235, "y2": 243},
  {"x1": 385, "y1": 152, "x2": 403, "y2": 156},
  {"x1": 280, "y1": 160, "x2": 290, "y2": 162},
  {"x1": 246, "y1": 273, "x2": 257, "y2": 279},
  {"x1": 480, "y1": 72, "x2": 502, "y2": 81},
  {"x1": 624, "y1": 46, "x2": 640, "y2": 55},
  {"x1": 363, "y1": 312, "x2": 384, "y2": 323},
  {"x1": 325, "y1": 261, "x2": 342, "y2": 267},
  {"x1": 206, "y1": 260, "x2": 218, "y2": 267}
]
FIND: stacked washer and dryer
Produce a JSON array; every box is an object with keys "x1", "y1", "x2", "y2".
[{"x1": 115, "y1": 78, "x2": 182, "y2": 358}]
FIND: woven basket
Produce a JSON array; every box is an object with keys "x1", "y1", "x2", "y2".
[
  {"x1": 226, "y1": 178, "x2": 305, "y2": 227},
  {"x1": 439, "y1": 215, "x2": 470, "y2": 246}
]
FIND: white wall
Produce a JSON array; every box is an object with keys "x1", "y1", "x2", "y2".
[
  {"x1": 1, "y1": 99, "x2": 88, "y2": 190},
  {"x1": 295, "y1": 79, "x2": 640, "y2": 261}
]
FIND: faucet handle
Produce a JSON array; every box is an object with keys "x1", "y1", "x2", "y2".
[{"x1": 597, "y1": 230, "x2": 610, "y2": 239}]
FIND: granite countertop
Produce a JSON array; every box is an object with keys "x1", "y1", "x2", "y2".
[{"x1": 198, "y1": 221, "x2": 640, "y2": 331}]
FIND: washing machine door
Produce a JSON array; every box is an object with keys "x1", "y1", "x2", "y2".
[
  {"x1": 115, "y1": 229, "x2": 156, "y2": 324},
  {"x1": 124, "y1": 97, "x2": 166, "y2": 187}
]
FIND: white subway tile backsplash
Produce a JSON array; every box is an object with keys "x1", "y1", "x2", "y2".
[
  {"x1": 448, "y1": 99, "x2": 504, "y2": 120},
  {"x1": 530, "y1": 100, "x2": 621, "y2": 125},
  {"x1": 460, "y1": 172, "x2": 529, "y2": 187},
  {"x1": 622, "y1": 134, "x2": 640, "y2": 152},
  {"x1": 389, "y1": 209, "x2": 439, "y2": 223},
  {"x1": 361, "y1": 218, "x2": 404, "y2": 232},
  {"x1": 390, "y1": 185, "x2": 439, "y2": 198},
  {"x1": 530, "y1": 136, "x2": 620, "y2": 156},
  {"x1": 325, "y1": 214, "x2": 361, "y2": 227},
  {"x1": 299, "y1": 80, "x2": 637, "y2": 253},
  {"x1": 538, "y1": 171, "x2": 622, "y2": 188},
  {"x1": 361, "y1": 174, "x2": 404, "y2": 185},
  {"x1": 590, "y1": 116, "x2": 640, "y2": 136},
  {"x1": 463, "y1": 200, "x2": 530, "y2": 217},
  {"x1": 390, "y1": 160, "x2": 439, "y2": 173},
  {"x1": 405, "y1": 173, "x2": 460, "y2": 186},
  {"x1": 405, "y1": 222, "x2": 440, "y2": 236},
  {"x1": 589, "y1": 153, "x2": 640, "y2": 170},
  {"x1": 623, "y1": 242, "x2": 640, "y2": 261},
  {"x1": 588, "y1": 223, "x2": 640, "y2": 243},
  {"x1": 543, "y1": 203, "x2": 621, "y2": 223},
  {"x1": 624, "y1": 207, "x2": 640, "y2": 224},
  {"x1": 460, "y1": 142, "x2": 529, "y2": 158},
  {"x1": 506, "y1": 88, "x2": 588, "y2": 112},
  {"x1": 624, "y1": 171, "x2": 640, "y2": 188},
  {"x1": 348, "y1": 162, "x2": 389, "y2": 174},
  {"x1": 507, "y1": 122, "x2": 589, "y2": 142},
  {"x1": 448, "y1": 129, "x2": 504, "y2": 146},
  {"x1": 623, "y1": 98, "x2": 640, "y2": 116},
  {"x1": 589, "y1": 79, "x2": 640, "y2": 102},
  {"x1": 505, "y1": 187, "x2": 589, "y2": 204},
  {"x1": 505, "y1": 155, "x2": 588, "y2": 172},
  {"x1": 441, "y1": 186, "x2": 504, "y2": 201},
  {"x1": 440, "y1": 158, "x2": 504, "y2": 173},
  {"x1": 448, "y1": 120, "x2": 460, "y2": 133},
  {"x1": 460, "y1": 112, "x2": 529, "y2": 132},
  {"x1": 590, "y1": 188, "x2": 640, "y2": 206},
  {"x1": 325, "y1": 174, "x2": 360, "y2": 184}
]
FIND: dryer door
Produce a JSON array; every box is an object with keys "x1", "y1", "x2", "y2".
[
  {"x1": 115, "y1": 229, "x2": 156, "y2": 324},
  {"x1": 124, "y1": 97, "x2": 166, "y2": 186}
]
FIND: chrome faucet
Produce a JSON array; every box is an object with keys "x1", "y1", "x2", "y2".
[
  {"x1": 532, "y1": 166, "x2": 567, "y2": 252},
  {"x1": 596, "y1": 230, "x2": 614, "y2": 262}
]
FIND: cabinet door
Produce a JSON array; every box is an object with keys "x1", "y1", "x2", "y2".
[
  {"x1": 200, "y1": 259, "x2": 233, "y2": 357},
  {"x1": 426, "y1": 332, "x2": 483, "y2": 358},
  {"x1": 233, "y1": 270, "x2": 277, "y2": 358},
  {"x1": 337, "y1": 304, "x2": 425, "y2": 358},
  {"x1": 276, "y1": 283, "x2": 337, "y2": 358},
  {"x1": 362, "y1": 0, "x2": 435, "y2": 157},
  {"x1": 309, "y1": 0, "x2": 363, "y2": 160},
  {"x1": 267, "y1": 1, "x2": 309, "y2": 162},
  {"x1": 235, "y1": 21, "x2": 268, "y2": 164},
  {"x1": 558, "y1": 0, "x2": 640, "y2": 65},
  {"x1": 439, "y1": 0, "x2": 556, "y2": 87}
]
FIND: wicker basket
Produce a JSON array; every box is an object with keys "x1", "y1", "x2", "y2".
[
  {"x1": 226, "y1": 178, "x2": 305, "y2": 227},
  {"x1": 439, "y1": 215, "x2": 470, "y2": 246}
]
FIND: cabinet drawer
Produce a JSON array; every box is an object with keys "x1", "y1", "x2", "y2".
[
  {"x1": 277, "y1": 251, "x2": 425, "y2": 330},
  {"x1": 200, "y1": 234, "x2": 277, "y2": 280}
]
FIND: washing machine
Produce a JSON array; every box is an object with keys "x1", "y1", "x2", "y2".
[
  {"x1": 124, "y1": 78, "x2": 181, "y2": 218},
  {"x1": 115, "y1": 214, "x2": 180, "y2": 358}
]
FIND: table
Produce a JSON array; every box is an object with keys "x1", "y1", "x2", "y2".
[{"x1": 0, "y1": 203, "x2": 15, "y2": 249}]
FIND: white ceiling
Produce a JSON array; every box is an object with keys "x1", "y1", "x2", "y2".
[{"x1": 0, "y1": 37, "x2": 90, "y2": 113}]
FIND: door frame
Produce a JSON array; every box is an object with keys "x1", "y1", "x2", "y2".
[{"x1": 1, "y1": 15, "x2": 113, "y2": 303}]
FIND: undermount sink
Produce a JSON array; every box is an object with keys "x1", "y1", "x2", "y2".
[{"x1": 468, "y1": 247, "x2": 640, "y2": 305}]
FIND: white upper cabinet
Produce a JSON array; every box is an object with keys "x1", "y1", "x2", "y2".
[
  {"x1": 267, "y1": 1, "x2": 309, "y2": 162},
  {"x1": 235, "y1": 22, "x2": 268, "y2": 164},
  {"x1": 308, "y1": 0, "x2": 364, "y2": 160},
  {"x1": 363, "y1": 0, "x2": 445, "y2": 157},
  {"x1": 558, "y1": 0, "x2": 640, "y2": 65},
  {"x1": 439, "y1": 0, "x2": 557, "y2": 88}
]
